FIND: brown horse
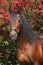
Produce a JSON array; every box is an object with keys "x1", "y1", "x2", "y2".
[{"x1": 9, "y1": 12, "x2": 43, "y2": 65}]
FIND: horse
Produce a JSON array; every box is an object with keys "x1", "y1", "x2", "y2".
[{"x1": 9, "y1": 11, "x2": 43, "y2": 65}]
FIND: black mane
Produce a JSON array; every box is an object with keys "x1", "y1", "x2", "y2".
[{"x1": 20, "y1": 14, "x2": 38, "y2": 43}]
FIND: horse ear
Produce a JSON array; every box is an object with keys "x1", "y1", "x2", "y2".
[
  {"x1": 9, "y1": 6, "x2": 17, "y2": 15},
  {"x1": 9, "y1": 6, "x2": 20, "y2": 15},
  {"x1": 9, "y1": 6, "x2": 12, "y2": 14}
]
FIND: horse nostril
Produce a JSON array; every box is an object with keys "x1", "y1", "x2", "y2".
[{"x1": 9, "y1": 29, "x2": 18, "y2": 41}]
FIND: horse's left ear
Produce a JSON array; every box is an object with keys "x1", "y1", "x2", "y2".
[{"x1": 9, "y1": 6, "x2": 18, "y2": 15}]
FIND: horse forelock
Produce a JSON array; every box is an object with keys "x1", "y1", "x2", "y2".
[{"x1": 10, "y1": 12, "x2": 17, "y2": 23}]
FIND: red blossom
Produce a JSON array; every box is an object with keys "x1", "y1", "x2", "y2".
[
  {"x1": 5, "y1": 14, "x2": 10, "y2": 19},
  {"x1": 0, "y1": 0, "x2": 7, "y2": 4},
  {"x1": 1, "y1": 13, "x2": 10, "y2": 19},
  {"x1": 38, "y1": 0, "x2": 43, "y2": 10},
  {"x1": 0, "y1": 9, "x2": 5, "y2": 14},
  {"x1": 40, "y1": 13, "x2": 43, "y2": 16}
]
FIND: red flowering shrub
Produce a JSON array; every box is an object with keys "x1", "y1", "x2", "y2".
[{"x1": 8, "y1": 0, "x2": 31, "y2": 13}]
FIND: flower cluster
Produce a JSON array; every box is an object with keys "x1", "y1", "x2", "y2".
[
  {"x1": 9, "y1": 0, "x2": 31, "y2": 13},
  {"x1": 0, "y1": 0, "x2": 43, "y2": 35},
  {"x1": 38, "y1": 0, "x2": 43, "y2": 10}
]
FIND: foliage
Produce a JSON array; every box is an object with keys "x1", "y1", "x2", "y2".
[{"x1": 0, "y1": 0, "x2": 43, "y2": 65}]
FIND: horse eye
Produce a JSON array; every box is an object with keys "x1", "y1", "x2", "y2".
[{"x1": 19, "y1": 20, "x2": 20, "y2": 22}]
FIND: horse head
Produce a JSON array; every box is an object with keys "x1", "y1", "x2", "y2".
[{"x1": 9, "y1": 12, "x2": 20, "y2": 41}]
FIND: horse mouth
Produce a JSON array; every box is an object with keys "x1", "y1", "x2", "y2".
[{"x1": 9, "y1": 33, "x2": 17, "y2": 41}]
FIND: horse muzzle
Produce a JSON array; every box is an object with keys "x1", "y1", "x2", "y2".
[
  {"x1": 9, "y1": 27, "x2": 18, "y2": 41},
  {"x1": 9, "y1": 33, "x2": 17, "y2": 41}
]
